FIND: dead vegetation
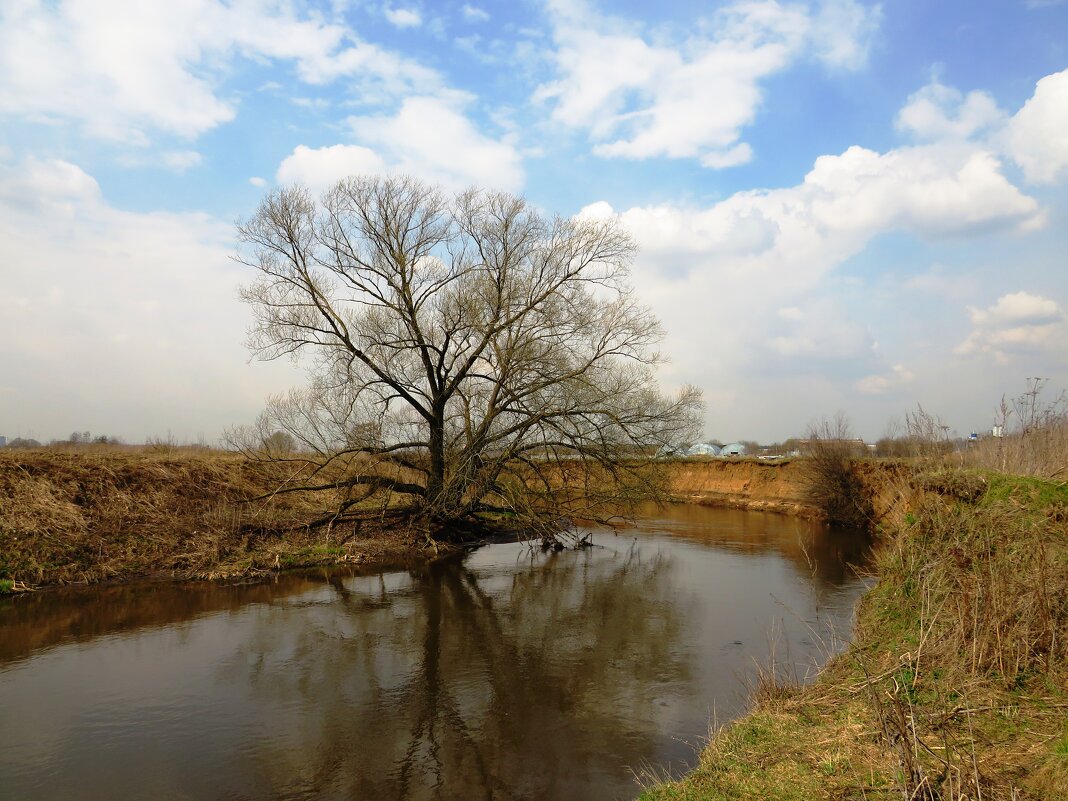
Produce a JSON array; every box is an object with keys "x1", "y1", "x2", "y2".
[
  {"x1": 640, "y1": 469, "x2": 1068, "y2": 801},
  {"x1": 964, "y1": 395, "x2": 1068, "y2": 479},
  {"x1": 802, "y1": 413, "x2": 875, "y2": 529},
  {"x1": 0, "y1": 446, "x2": 426, "y2": 588}
]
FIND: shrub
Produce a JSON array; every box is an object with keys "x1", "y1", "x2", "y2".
[{"x1": 803, "y1": 414, "x2": 873, "y2": 528}]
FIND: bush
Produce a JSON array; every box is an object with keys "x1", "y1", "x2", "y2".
[
  {"x1": 803, "y1": 414, "x2": 873, "y2": 528},
  {"x1": 915, "y1": 469, "x2": 987, "y2": 502}
]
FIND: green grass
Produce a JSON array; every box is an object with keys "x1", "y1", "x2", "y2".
[
  {"x1": 276, "y1": 544, "x2": 345, "y2": 568},
  {"x1": 0, "y1": 578, "x2": 12, "y2": 595},
  {"x1": 1053, "y1": 727, "x2": 1068, "y2": 757},
  {"x1": 640, "y1": 468, "x2": 1068, "y2": 801},
  {"x1": 982, "y1": 470, "x2": 1068, "y2": 508}
]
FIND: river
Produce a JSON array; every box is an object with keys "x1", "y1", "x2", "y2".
[{"x1": 0, "y1": 504, "x2": 871, "y2": 801}]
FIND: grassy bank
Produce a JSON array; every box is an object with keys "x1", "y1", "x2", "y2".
[
  {"x1": 640, "y1": 469, "x2": 1068, "y2": 801},
  {"x1": 0, "y1": 447, "x2": 423, "y2": 588},
  {"x1": 0, "y1": 448, "x2": 834, "y2": 590}
]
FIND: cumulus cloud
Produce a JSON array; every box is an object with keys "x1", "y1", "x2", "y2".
[
  {"x1": 276, "y1": 144, "x2": 387, "y2": 190},
  {"x1": 955, "y1": 292, "x2": 1067, "y2": 362},
  {"x1": 968, "y1": 291, "x2": 1062, "y2": 326},
  {"x1": 608, "y1": 141, "x2": 1041, "y2": 279},
  {"x1": 580, "y1": 135, "x2": 1043, "y2": 433},
  {"x1": 278, "y1": 96, "x2": 524, "y2": 193},
  {"x1": 897, "y1": 70, "x2": 1068, "y2": 187},
  {"x1": 584, "y1": 68, "x2": 1065, "y2": 435},
  {"x1": 535, "y1": 0, "x2": 881, "y2": 167},
  {"x1": 896, "y1": 80, "x2": 1005, "y2": 140},
  {"x1": 0, "y1": 0, "x2": 440, "y2": 143},
  {"x1": 1003, "y1": 69, "x2": 1068, "y2": 184},
  {"x1": 384, "y1": 7, "x2": 423, "y2": 28},
  {"x1": 0, "y1": 156, "x2": 298, "y2": 440}
]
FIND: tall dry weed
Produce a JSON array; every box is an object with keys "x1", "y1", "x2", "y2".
[
  {"x1": 850, "y1": 477, "x2": 1068, "y2": 800},
  {"x1": 964, "y1": 379, "x2": 1068, "y2": 478},
  {"x1": 803, "y1": 413, "x2": 873, "y2": 528}
]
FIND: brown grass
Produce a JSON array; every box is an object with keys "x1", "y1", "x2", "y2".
[
  {"x1": 0, "y1": 447, "x2": 424, "y2": 587},
  {"x1": 962, "y1": 418, "x2": 1068, "y2": 478},
  {"x1": 802, "y1": 415, "x2": 874, "y2": 529},
  {"x1": 641, "y1": 469, "x2": 1068, "y2": 801}
]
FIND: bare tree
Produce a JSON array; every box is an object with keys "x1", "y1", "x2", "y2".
[{"x1": 233, "y1": 176, "x2": 702, "y2": 541}]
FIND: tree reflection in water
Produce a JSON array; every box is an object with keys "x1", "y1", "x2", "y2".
[
  {"x1": 237, "y1": 543, "x2": 690, "y2": 800},
  {"x1": 0, "y1": 506, "x2": 872, "y2": 801}
]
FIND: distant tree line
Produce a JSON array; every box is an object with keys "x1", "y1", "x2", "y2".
[
  {"x1": 3, "y1": 437, "x2": 43, "y2": 449},
  {"x1": 0, "y1": 431, "x2": 123, "y2": 449}
]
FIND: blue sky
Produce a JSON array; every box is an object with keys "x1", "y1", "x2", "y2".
[{"x1": 1, "y1": 0, "x2": 1066, "y2": 443}]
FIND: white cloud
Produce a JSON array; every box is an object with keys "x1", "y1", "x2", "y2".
[
  {"x1": 809, "y1": 0, "x2": 883, "y2": 70},
  {"x1": 967, "y1": 291, "x2": 1062, "y2": 326},
  {"x1": 276, "y1": 144, "x2": 387, "y2": 191},
  {"x1": 161, "y1": 150, "x2": 203, "y2": 171},
  {"x1": 0, "y1": 0, "x2": 440, "y2": 143},
  {"x1": 579, "y1": 136, "x2": 1043, "y2": 433},
  {"x1": 1003, "y1": 69, "x2": 1068, "y2": 184},
  {"x1": 279, "y1": 96, "x2": 523, "y2": 193},
  {"x1": 800, "y1": 144, "x2": 1042, "y2": 237},
  {"x1": 276, "y1": 97, "x2": 523, "y2": 194},
  {"x1": 384, "y1": 7, "x2": 423, "y2": 28},
  {"x1": 0, "y1": 156, "x2": 298, "y2": 441},
  {"x1": 536, "y1": 0, "x2": 880, "y2": 167},
  {"x1": 766, "y1": 302, "x2": 876, "y2": 361},
  {"x1": 897, "y1": 70, "x2": 1068, "y2": 188},
  {"x1": 610, "y1": 142, "x2": 1041, "y2": 275},
  {"x1": 955, "y1": 292, "x2": 1067, "y2": 362},
  {"x1": 896, "y1": 80, "x2": 1005, "y2": 141},
  {"x1": 461, "y1": 4, "x2": 490, "y2": 22},
  {"x1": 249, "y1": 176, "x2": 268, "y2": 188},
  {"x1": 856, "y1": 364, "x2": 915, "y2": 395}
]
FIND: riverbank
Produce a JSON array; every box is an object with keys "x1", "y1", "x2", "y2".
[
  {"x1": 0, "y1": 448, "x2": 427, "y2": 588},
  {"x1": 6, "y1": 449, "x2": 1062, "y2": 795},
  {"x1": 1, "y1": 449, "x2": 846, "y2": 589},
  {"x1": 659, "y1": 457, "x2": 815, "y2": 517},
  {"x1": 640, "y1": 469, "x2": 1068, "y2": 801}
]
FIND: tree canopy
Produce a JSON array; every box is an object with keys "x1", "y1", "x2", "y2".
[{"x1": 234, "y1": 175, "x2": 701, "y2": 541}]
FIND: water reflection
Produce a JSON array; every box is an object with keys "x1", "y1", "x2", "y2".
[{"x1": 0, "y1": 505, "x2": 871, "y2": 801}]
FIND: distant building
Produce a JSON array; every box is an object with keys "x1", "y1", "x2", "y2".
[
  {"x1": 720, "y1": 442, "x2": 746, "y2": 456},
  {"x1": 0, "y1": 435, "x2": 6, "y2": 447},
  {"x1": 685, "y1": 443, "x2": 722, "y2": 457}
]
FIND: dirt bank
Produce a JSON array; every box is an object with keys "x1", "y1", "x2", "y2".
[
  {"x1": 659, "y1": 457, "x2": 815, "y2": 517},
  {"x1": 0, "y1": 448, "x2": 425, "y2": 588},
  {"x1": 1, "y1": 449, "x2": 901, "y2": 589},
  {"x1": 660, "y1": 457, "x2": 908, "y2": 525}
]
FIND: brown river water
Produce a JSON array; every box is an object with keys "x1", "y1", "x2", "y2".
[{"x1": 0, "y1": 504, "x2": 872, "y2": 801}]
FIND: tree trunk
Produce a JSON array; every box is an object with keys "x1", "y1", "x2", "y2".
[{"x1": 427, "y1": 414, "x2": 447, "y2": 513}]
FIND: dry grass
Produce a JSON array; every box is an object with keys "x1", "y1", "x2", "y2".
[
  {"x1": 0, "y1": 447, "x2": 424, "y2": 587},
  {"x1": 802, "y1": 415, "x2": 874, "y2": 529},
  {"x1": 641, "y1": 469, "x2": 1068, "y2": 801},
  {"x1": 962, "y1": 419, "x2": 1068, "y2": 479}
]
